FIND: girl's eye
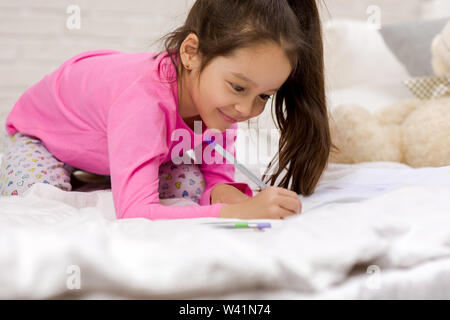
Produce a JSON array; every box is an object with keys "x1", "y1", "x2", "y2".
[
  {"x1": 230, "y1": 83, "x2": 271, "y2": 101},
  {"x1": 231, "y1": 83, "x2": 244, "y2": 92}
]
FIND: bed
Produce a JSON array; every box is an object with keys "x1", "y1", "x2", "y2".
[
  {"x1": 1, "y1": 19, "x2": 449, "y2": 300},
  {"x1": 1, "y1": 161, "x2": 449, "y2": 299}
]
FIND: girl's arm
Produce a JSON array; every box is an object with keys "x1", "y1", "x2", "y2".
[
  {"x1": 210, "y1": 183, "x2": 251, "y2": 205},
  {"x1": 107, "y1": 93, "x2": 226, "y2": 220}
]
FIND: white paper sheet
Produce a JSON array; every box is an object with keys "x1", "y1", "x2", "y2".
[{"x1": 299, "y1": 165, "x2": 450, "y2": 213}]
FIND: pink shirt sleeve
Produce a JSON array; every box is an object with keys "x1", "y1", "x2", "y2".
[
  {"x1": 107, "y1": 89, "x2": 225, "y2": 221},
  {"x1": 199, "y1": 134, "x2": 253, "y2": 205}
]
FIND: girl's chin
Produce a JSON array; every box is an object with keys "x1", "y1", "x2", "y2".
[
  {"x1": 205, "y1": 123, "x2": 229, "y2": 133},
  {"x1": 200, "y1": 116, "x2": 233, "y2": 132}
]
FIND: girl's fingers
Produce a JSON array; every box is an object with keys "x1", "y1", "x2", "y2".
[
  {"x1": 276, "y1": 188, "x2": 301, "y2": 212},
  {"x1": 275, "y1": 205, "x2": 296, "y2": 218},
  {"x1": 278, "y1": 196, "x2": 301, "y2": 214},
  {"x1": 275, "y1": 187, "x2": 299, "y2": 199}
]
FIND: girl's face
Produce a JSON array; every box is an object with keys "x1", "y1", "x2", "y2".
[{"x1": 177, "y1": 35, "x2": 292, "y2": 132}]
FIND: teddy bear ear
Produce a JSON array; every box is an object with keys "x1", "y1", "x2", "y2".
[
  {"x1": 431, "y1": 21, "x2": 450, "y2": 77},
  {"x1": 431, "y1": 35, "x2": 450, "y2": 76}
]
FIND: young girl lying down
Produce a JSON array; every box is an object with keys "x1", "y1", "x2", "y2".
[{"x1": 1, "y1": 0, "x2": 334, "y2": 221}]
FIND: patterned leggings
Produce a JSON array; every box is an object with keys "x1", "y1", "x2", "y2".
[{"x1": 0, "y1": 131, "x2": 205, "y2": 204}]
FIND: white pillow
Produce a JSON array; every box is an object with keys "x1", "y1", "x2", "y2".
[
  {"x1": 421, "y1": 0, "x2": 450, "y2": 21},
  {"x1": 322, "y1": 19, "x2": 411, "y2": 90}
]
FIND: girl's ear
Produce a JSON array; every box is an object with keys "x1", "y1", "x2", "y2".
[{"x1": 179, "y1": 33, "x2": 202, "y2": 71}]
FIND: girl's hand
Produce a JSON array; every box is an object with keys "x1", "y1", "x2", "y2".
[{"x1": 219, "y1": 186, "x2": 302, "y2": 219}]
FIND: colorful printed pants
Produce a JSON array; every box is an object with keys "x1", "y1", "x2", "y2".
[{"x1": 0, "y1": 131, "x2": 205, "y2": 204}]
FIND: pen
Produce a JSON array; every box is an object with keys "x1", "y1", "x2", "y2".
[
  {"x1": 201, "y1": 221, "x2": 272, "y2": 230},
  {"x1": 203, "y1": 136, "x2": 268, "y2": 190}
]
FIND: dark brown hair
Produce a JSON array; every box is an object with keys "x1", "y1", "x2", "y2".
[{"x1": 151, "y1": 0, "x2": 338, "y2": 196}]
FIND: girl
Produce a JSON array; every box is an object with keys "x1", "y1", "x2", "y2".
[{"x1": 0, "y1": 0, "x2": 334, "y2": 220}]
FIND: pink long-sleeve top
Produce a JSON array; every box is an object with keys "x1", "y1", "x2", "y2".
[{"x1": 5, "y1": 49, "x2": 253, "y2": 220}]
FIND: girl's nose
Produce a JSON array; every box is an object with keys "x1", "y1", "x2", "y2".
[{"x1": 234, "y1": 103, "x2": 252, "y2": 119}]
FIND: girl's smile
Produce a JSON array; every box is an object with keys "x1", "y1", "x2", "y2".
[{"x1": 217, "y1": 108, "x2": 239, "y2": 124}]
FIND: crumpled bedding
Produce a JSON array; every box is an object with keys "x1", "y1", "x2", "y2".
[{"x1": 1, "y1": 157, "x2": 449, "y2": 299}]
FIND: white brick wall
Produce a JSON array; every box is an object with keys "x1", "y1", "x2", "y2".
[
  {"x1": 0, "y1": 0, "x2": 447, "y2": 148},
  {"x1": 0, "y1": 0, "x2": 195, "y2": 147}
]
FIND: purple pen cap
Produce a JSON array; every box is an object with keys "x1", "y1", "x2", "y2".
[
  {"x1": 256, "y1": 223, "x2": 271, "y2": 229},
  {"x1": 203, "y1": 136, "x2": 216, "y2": 147}
]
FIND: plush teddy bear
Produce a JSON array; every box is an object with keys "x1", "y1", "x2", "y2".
[{"x1": 328, "y1": 21, "x2": 450, "y2": 168}]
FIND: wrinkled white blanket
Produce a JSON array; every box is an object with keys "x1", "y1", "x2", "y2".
[{"x1": 1, "y1": 159, "x2": 449, "y2": 299}]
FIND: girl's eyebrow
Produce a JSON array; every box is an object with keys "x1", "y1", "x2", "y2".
[{"x1": 230, "y1": 72, "x2": 280, "y2": 93}]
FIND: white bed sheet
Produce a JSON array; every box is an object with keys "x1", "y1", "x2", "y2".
[{"x1": 1, "y1": 156, "x2": 449, "y2": 299}]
